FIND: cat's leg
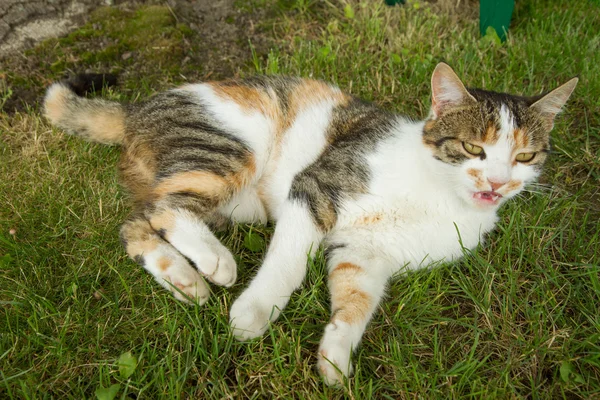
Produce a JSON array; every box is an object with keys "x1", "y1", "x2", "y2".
[
  {"x1": 145, "y1": 194, "x2": 237, "y2": 288},
  {"x1": 317, "y1": 247, "x2": 392, "y2": 386},
  {"x1": 229, "y1": 200, "x2": 324, "y2": 339},
  {"x1": 120, "y1": 213, "x2": 210, "y2": 304}
]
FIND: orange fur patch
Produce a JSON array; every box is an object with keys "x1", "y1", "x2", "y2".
[
  {"x1": 153, "y1": 170, "x2": 229, "y2": 199},
  {"x1": 288, "y1": 80, "x2": 350, "y2": 116},
  {"x1": 467, "y1": 168, "x2": 485, "y2": 190},
  {"x1": 332, "y1": 262, "x2": 363, "y2": 274},
  {"x1": 257, "y1": 80, "x2": 351, "y2": 214},
  {"x1": 229, "y1": 157, "x2": 257, "y2": 191},
  {"x1": 423, "y1": 120, "x2": 436, "y2": 132},
  {"x1": 210, "y1": 83, "x2": 281, "y2": 122},
  {"x1": 329, "y1": 262, "x2": 371, "y2": 324},
  {"x1": 80, "y1": 110, "x2": 125, "y2": 144},
  {"x1": 153, "y1": 155, "x2": 256, "y2": 201},
  {"x1": 126, "y1": 238, "x2": 159, "y2": 258},
  {"x1": 119, "y1": 139, "x2": 157, "y2": 203},
  {"x1": 157, "y1": 257, "x2": 172, "y2": 271},
  {"x1": 288, "y1": 80, "x2": 350, "y2": 143},
  {"x1": 503, "y1": 179, "x2": 522, "y2": 194},
  {"x1": 256, "y1": 183, "x2": 273, "y2": 219},
  {"x1": 355, "y1": 213, "x2": 383, "y2": 226},
  {"x1": 482, "y1": 123, "x2": 498, "y2": 144},
  {"x1": 121, "y1": 218, "x2": 160, "y2": 258},
  {"x1": 512, "y1": 128, "x2": 529, "y2": 149},
  {"x1": 148, "y1": 209, "x2": 176, "y2": 234}
]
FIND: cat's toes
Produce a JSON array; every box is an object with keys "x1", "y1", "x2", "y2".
[
  {"x1": 189, "y1": 244, "x2": 237, "y2": 287},
  {"x1": 144, "y1": 245, "x2": 211, "y2": 305},
  {"x1": 317, "y1": 323, "x2": 354, "y2": 386},
  {"x1": 166, "y1": 268, "x2": 210, "y2": 305},
  {"x1": 229, "y1": 295, "x2": 273, "y2": 340},
  {"x1": 317, "y1": 348, "x2": 353, "y2": 387},
  {"x1": 205, "y1": 245, "x2": 237, "y2": 287}
]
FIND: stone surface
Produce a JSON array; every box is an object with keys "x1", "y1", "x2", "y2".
[{"x1": 0, "y1": 0, "x2": 100, "y2": 54}]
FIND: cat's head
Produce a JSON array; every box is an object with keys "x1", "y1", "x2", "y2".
[{"x1": 422, "y1": 62, "x2": 577, "y2": 210}]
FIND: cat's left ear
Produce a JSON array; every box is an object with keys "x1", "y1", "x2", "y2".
[
  {"x1": 430, "y1": 62, "x2": 477, "y2": 118},
  {"x1": 530, "y1": 77, "x2": 579, "y2": 130}
]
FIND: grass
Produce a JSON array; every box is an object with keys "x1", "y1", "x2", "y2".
[{"x1": 1, "y1": 0, "x2": 599, "y2": 398}]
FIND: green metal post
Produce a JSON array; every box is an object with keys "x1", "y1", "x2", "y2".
[{"x1": 480, "y1": 0, "x2": 515, "y2": 42}]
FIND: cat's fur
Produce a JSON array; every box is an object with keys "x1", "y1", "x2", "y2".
[{"x1": 43, "y1": 63, "x2": 577, "y2": 385}]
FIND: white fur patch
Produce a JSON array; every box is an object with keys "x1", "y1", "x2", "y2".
[
  {"x1": 331, "y1": 118, "x2": 499, "y2": 274},
  {"x1": 219, "y1": 188, "x2": 268, "y2": 224},
  {"x1": 180, "y1": 84, "x2": 274, "y2": 179},
  {"x1": 262, "y1": 99, "x2": 335, "y2": 218},
  {"x1": 498, "y1": 104, "x2": 516, "y2": 141}
]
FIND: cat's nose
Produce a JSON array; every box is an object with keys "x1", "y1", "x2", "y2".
[{"x1": 488, "y1": 178, "x2": 508, "y2": 191}]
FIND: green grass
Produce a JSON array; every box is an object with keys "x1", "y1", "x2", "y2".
[{"x1": 1, "y1": 0, "x2": 599, "y2": 398}]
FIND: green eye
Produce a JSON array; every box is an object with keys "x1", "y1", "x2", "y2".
[
  {"x1": 516, "y1": 152, "x2": 536, "y2": 162},
  {"x1": 463, "y1": 142, "x2": 484, "y2": 156}
]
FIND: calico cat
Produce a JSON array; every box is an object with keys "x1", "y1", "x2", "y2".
[{"x1": 43, "y1": 63, "x2": 577, "y2": 385}]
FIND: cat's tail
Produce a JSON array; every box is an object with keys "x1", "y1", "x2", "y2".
[{"x1": 43, "y1": 73, "x2": 125, "y2": 145}]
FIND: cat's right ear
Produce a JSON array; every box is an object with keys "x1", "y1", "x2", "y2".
[
  {"x1": 430, "y1": 63, "x2": 476, "y2": 118},
  {"x1": 529, "y1": 77, "x2": 578, "y2": 131}
]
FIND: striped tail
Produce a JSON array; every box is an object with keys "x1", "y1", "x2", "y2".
[{"x1": 43, "y1": 73, "x2": 125, "y2": 145}]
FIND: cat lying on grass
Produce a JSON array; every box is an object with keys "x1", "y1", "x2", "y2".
[{"x1": 43, "y1": 63, "x2": 577, "y2": 385}]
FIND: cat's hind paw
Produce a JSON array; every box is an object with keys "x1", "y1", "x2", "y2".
[
  {"x1": 165, "y1": 268, "x2": 211, "y2": 305},
  {"x1": 142, "y1": 243, "x2": 211, "y2": 305}
]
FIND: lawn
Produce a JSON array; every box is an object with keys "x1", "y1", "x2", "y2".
[{"x1": 1, "y1": 0, "x2": 599, "y2": 398}]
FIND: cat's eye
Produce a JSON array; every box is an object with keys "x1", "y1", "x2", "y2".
[
  {"x1": 515, "y1": 152, "x2": 536, "y2": 162},
  {"x1": 463, "y1": 142, "x2": 484, "y2": 156}
]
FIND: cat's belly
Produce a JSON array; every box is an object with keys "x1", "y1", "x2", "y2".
[{"x1": 218, "y1": 188, "x2": 268, "y2": 224}]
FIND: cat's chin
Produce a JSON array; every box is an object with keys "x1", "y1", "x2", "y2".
[{"x1": 472, "y1": 191, "x2": 502, "y2": 208}]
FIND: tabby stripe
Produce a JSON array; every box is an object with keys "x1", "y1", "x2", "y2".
[
  {"x1": 163, "y1": 137, "x2": 248, "y2": 157},
  {"x1": 157, "y1": 159, "x2": 239, "y2": 178},
  {"x1": 434, "y1": 136, "x2": 457, "y2": 147}
]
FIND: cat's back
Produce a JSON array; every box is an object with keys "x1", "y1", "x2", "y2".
[{"x1": 121, "y1": 75, "x2": 402, "y2": 222}]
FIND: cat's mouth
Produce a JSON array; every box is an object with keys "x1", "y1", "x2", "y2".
[{"x1": 473, "y1": 191, "x2": 502, "y2": 206}]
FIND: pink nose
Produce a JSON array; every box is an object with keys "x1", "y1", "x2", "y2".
[{"x1": 488, "y1": 179, "x2": 507, "y2": 191}]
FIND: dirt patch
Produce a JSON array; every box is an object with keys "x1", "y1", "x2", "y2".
[
  {"x1": 172, "y1": 0, "x2": 273, "y2": 79},
  {"x1": 0, "y1": 0, "x2": 276, "y2": 112}
]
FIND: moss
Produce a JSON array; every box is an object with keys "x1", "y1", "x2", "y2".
[
  {"x1": 94, "y1": 44, "x2": 124, "y2": 63},
  {"x1": 79, "y1": 51, "x2": 95, "y2": 64},
  {"x1": 49, "y1": 59, "x2": 67, "y2": 74},
  {"x1": 176, "y1": 23, "x2": 194, "y2": 37},
  {"x1": 65, "y1": 27, "x2": 97, "y2": 42}
]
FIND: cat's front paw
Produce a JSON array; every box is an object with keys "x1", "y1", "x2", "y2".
[
  {"x1": 317, "y1": 322, "x2": 354, "y2": 386},
  {"x1": 229, "y1": 293, "x2": 279, "y2": 340}
]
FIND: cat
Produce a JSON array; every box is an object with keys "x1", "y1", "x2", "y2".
[{"x1": 43, "y1": 63, "x2": 577, "y2": 385}]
